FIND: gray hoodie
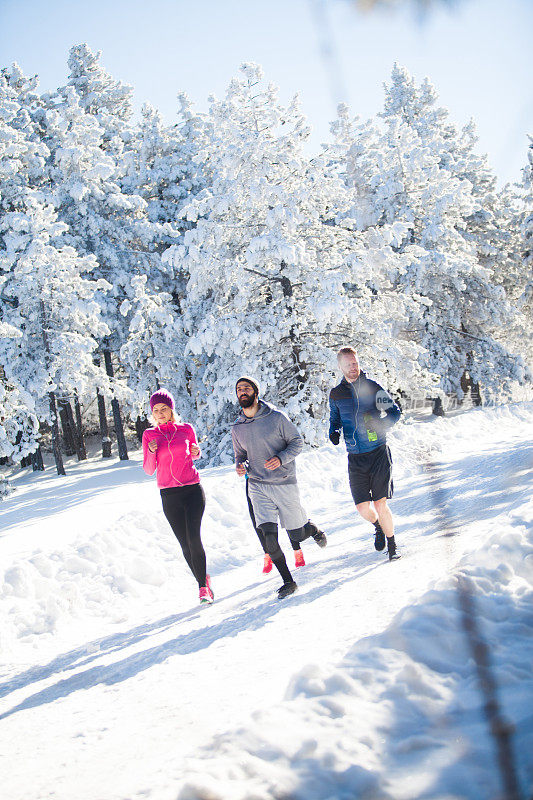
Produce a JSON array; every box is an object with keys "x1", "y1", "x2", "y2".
[{"x1": 231, "y1": 400, "x2": 303, "y2": 485}]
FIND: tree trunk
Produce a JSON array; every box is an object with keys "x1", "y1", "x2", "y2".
[
  {"x1": 97, "y1": 388, "x2": 112, "y2": 458},
  {"x1": 459, "y1": 369, "x2": 469, "y2": 404},
  {"x1": 280, "y1": 262, "x2": 309, "y2": 396},
  {"x1": 32, "y1": 446, "x2": 45, "y2": 471},
  {"x1": 71, "y1": 395, "x2": 88, "y2": 461},
  {"x1": 49, "y1": 392, "x2": 66, "y2": 475},
  {"x1": 135, "y1": 416, "x2": 150, "y2": 442},
  {"x1": 39, "y1": 299, "x2": 66, "y2": 475},
  {"x1": 58, "y1": 400, "x2": 76, "y2": 455},
  {"x1": 103, "y1": 348, "x2": 129, "y2": 461},
  {"x1": 471, "y1": 380, "x2": 482, "y2": 407},
  {"x1": 20, "y1": 453, "x2": 32, "y2": 468}
]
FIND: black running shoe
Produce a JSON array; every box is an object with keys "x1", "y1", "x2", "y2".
[
  {"x1": 374, "y1": 522, "x2": 386, "y2": 551},
  {"x1": 312, "y1": 530, "x2": 327, "y2": 548},
  {"x1": 277, "y1": 580, "x2": 298, "y2": 599},
  {"x1": 387, "y1": 537, "x2": 401, "y2": 561}
]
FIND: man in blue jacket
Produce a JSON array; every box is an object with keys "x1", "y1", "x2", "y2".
[{"x1": 329, "y1": 347, "x2": 402, "y2": 560}]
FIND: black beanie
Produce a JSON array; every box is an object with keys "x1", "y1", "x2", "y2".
[{"x1": 235, "y1": 376, "x2": 260, "y2": 396}]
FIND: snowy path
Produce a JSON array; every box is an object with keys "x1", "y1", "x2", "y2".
[{"x1": 1, "y1": 405, "x2": 532, "y2": 800}]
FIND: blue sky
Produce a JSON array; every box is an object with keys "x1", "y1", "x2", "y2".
[{"x1": 1, "y1": 0, "x2": 531, "y2": 184}]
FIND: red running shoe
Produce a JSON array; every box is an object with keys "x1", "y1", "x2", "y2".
[
  {"x1": 294, "y1": 549, "x2": 305, "y2": 568},
  {"x1": 262, "y1": 554, "x2": 273, "y2": 574}
]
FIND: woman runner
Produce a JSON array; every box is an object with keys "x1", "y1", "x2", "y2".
[{"x1": 142, "y1": 389, "x2": 214, "y2": 604}]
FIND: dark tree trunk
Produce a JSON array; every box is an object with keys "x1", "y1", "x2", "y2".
[
  {"x1": 32, "y1": 446, "x2": 45, "y2": 471},
  {"x1": 49, "y1": 392, "x2": 66, "y2": 475},
  {"x1": 97, "y1": 389, "x2": 112, "y2": 458},
  {"x1": 39, "y1": 299, "x2": 66, "y2": 475},
  {"x1": 74, "y1": 393, "x2": 87, "y2": 461},
  {"x1": 471, "y1": 380, "x2": 482, "y2": 407},
  {"x1": 20, "y1": 453, "x2": 32, "y2": 468},
  {"x1": 280, "y1": 261, "x2": 308, "y2": 396},
  {"x1": 58, "y1": 400, "x2": 76, "y2": 455},
  {"x1": 64, "y1": 401, "x2": 81, "y2": 458},
  {"x1": 459, "y1": 369, "x2": 469, "y2": 403},
  {"x1": 135, "y1": 416, "x2": 150, "y2": 442},
  {"x1": 103, "y1": 348, "x2": 129, "y2": 461}
]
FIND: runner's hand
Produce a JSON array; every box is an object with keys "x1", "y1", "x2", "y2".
[
  {"x1": 236, "y1": 462, "x2": 247, "y2": 476},
  {"x1": 264, "y1": 456, "x2": 281, "y2": 470},
  {"x1": 190, "y1": 443, "x2": 201, "y2": 457},
  {"x1": 148, "y1": 439, "x2": 158, "y2": 453}
]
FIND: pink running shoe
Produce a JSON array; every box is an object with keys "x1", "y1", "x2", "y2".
[
  {"x1": 262, "y1": 554, "x2": 273, "y2": 574},
  {"x1": 294, "y1": 549, "x2": 305, "y2": 568},
  {"x1": 199, "y1": 585, "x2": 213, "y2": 604},
  {"x1": 205, "y1": 573, "x2": 214, "y2": 600}
]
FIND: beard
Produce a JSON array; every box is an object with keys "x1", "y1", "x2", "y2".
[{"x1": 238, "y1": 393, "x2": 256, "y2": 408}]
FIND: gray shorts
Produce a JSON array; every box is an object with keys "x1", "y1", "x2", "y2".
[{"x1": 248, "y1": 481, "x2": 307, "y2": 531}]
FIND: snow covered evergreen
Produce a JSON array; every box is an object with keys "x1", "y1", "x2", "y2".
[
  {"x1": 0, "y1": 194, "x2": 111, "y2": 423},
  {"x1": 514, "y1": 136, "x2": 533, "y2": 366},
  {"x1": 328, "y1": 65, "x2": 526, "y2": 402},
  {"x1": 40, "y1": 63, "x2": 179, "y2": 416},
  {"x1": 66, "y1": 43, "x2": 134, "y2": 158},
  {"x1": 0, "y1": 322, "x2": 40, "y2": 472},
  {"x1": 117, "y1": 95, "x2": 210, "y2": 419}
]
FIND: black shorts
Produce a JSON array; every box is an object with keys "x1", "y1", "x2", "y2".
[{"x1": 348, "y1": 444, "x2": 393, "y2": 506}]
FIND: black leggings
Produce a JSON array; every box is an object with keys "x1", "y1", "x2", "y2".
[
  {"x1": 245, "y1": 481, "x2": 312, "y2": 551},
  {"x1": 160, "y1": 483, "x2": 207, "y2": 587}
]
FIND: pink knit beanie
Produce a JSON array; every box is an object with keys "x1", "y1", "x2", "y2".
[{"x1": 149, "y1": 389, "x2": 175, "y2": 411}]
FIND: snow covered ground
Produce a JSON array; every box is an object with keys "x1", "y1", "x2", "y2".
[{"x1": 1, "y1": 404, "x2": 532, "y2": 800}]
